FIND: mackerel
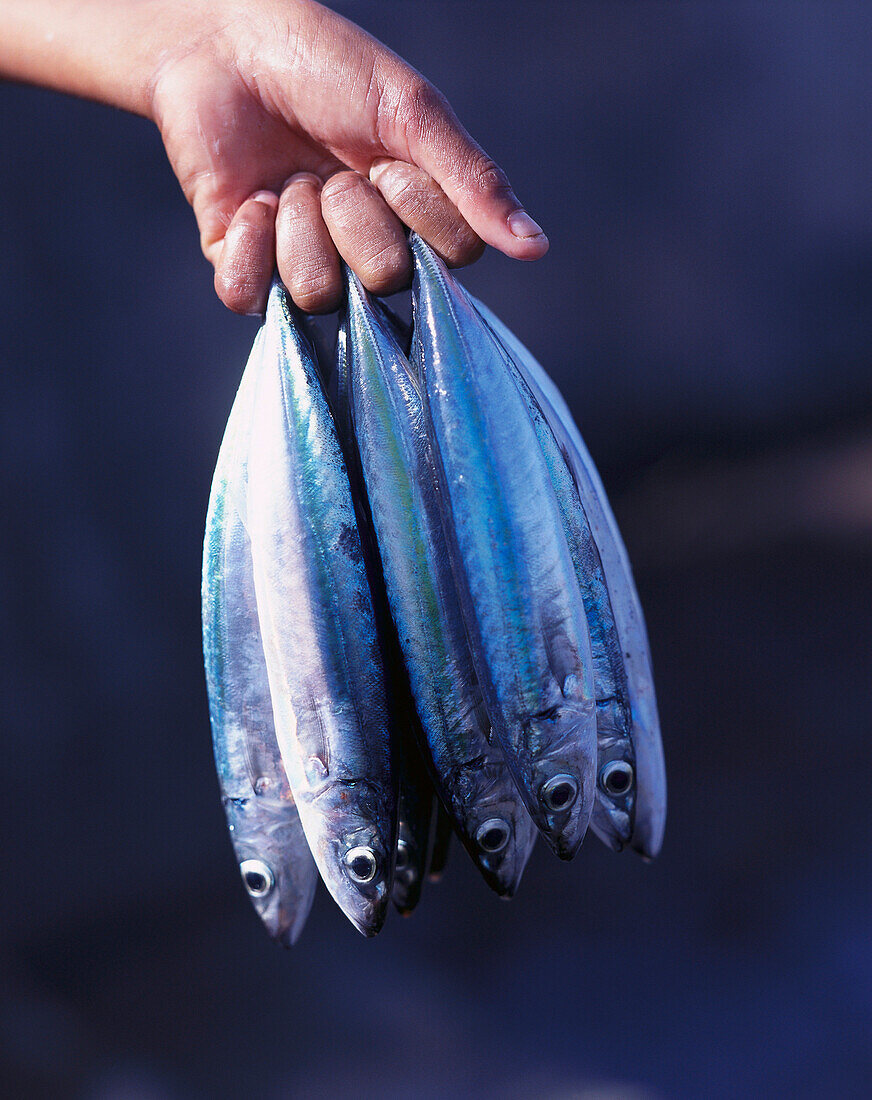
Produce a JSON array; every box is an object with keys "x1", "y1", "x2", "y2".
[
  {"x1": 245, "y1": 282, "x2": 396, "y2": 936},
  {"x1": 411, "y1": 236, "x2": 597, "y2": 859}
]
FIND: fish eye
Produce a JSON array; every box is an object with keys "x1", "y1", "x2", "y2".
[
  {"x1": 475, "y1": 818, "x2": 510, "y2": 854},
  {"x1": 344, "y1": 846, "x2": 379, "y2": 885},
  {"x1": 240, "y1": 859, "x2": 274, "y2": 898},
  {"x1": 600, "y1": 760, "x2": 634, "y2": 797},
  {"x1": 395, "y1": 838, "x2": 411, "y2": 872},
  {"x1": 540, "y1": 774, "x2": 579, "y2": 813}
]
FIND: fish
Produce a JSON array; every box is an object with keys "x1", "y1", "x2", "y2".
[
  {"x1": 391, "y1": 732, "x2": 435, "y2": 915},
  {"x1": 327, "y1": 291, "x2": 433, "y2": 916},
  {"x1": 480, "y1": 327, "x2": 636, "y2": 851},
  {"x1": 244, "y1": 280, "x2": 397, "y2": 936},
  {"x1": 411, "y1": 235, "x2": 598, "y2": 859},
  {"x1": 427, "y1": 800, "x2": 454, "y2": 882},
  {"x1": 202, "y1": 337, "x2": 318, "y2": 946},
  {"x1": 342, "y1": 271, "x2": 537, "y2": 894},
  {"x1": 471, "y1": 297, "x2": 666, "y2": 859}
]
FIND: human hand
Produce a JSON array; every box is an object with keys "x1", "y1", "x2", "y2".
[{"x1": 148, "y1": 0, "x2": 549, "y2": 313}]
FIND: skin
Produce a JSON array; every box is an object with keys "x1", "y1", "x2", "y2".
[
  {"x1": 412, "y1": 236, "x2": 598, "y2": 860},
  {"x1": 391, "y1": 736, "x2": 434, "y2": 917},
  {"x1": 343, "y1": 273, "x2": 537, "y2": 895},
  {"x1": 472, "y1": 298, "x2": 667, "y2": 859},
  {"x1": 503, "y1": 345, "x2": 637, "y2": 852},
  {"x1": 202, "y1": 352, "x2": 318, "y2": 945},
  {"x1": 245, "y1": 282, "x2": 396, "y2": 936},
  {"x1": 0, "y1": 0, "x2": 548, "y2": 313}
]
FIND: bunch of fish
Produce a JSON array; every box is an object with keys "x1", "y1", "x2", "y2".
[{"x1": 202, "y1": 235, "x2": 666, "y2": 942}]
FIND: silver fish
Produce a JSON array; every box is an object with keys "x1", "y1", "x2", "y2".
[
  {"x1": 472, "y1": 297, "x2": 666, "y2": 859},
  {"x1": 328, "y1": 291, "x2": 432, "y2": 916},
  {"x1": 245, "y1": 281, "x2": 397, "y2": 936},
  {"x1": 411, "y1": 236, "x2": 598, "y2": 859},
  {"x1": 202, "y1": 340, "x2": 318, "y2": 945},
  {"x1": 484, "y1": 331, "x2": 636, "y2": 850},
  {"x1": 427, "y1": 800, "x2": 454, "y2": 882},
  {"x1": 343, "y1": 272, "x2": 537, "y2": 894},
  {"x1": 391, "y1": 734, "x2": 435, "y2": 916}
]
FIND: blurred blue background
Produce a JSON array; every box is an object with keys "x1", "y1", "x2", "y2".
[{"x1": 1, "y1": 2, "x2": 870, "y2": 1096}]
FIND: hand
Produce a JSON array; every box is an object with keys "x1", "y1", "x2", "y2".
[{"x1": 148, "y1": 0, "x2": 549, "y2": 313}]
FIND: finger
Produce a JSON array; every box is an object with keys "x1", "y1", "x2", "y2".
[
  {"x1": 213, "y1": 192, "x2": 278, "y2": 314},
  {"x1": 368, "y1": 159, "x2": 483, "y2": 268},
  {"x1": 377, "y1": 74, "x2": 548, "y2": 261},
  {"x1": 320, "y1": 171, "x2": 411, "y2": 296},
  {"x1": 276, "y1": 173, "x2": 343, "y2": 314}
]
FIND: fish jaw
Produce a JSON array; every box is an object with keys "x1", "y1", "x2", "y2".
[
  {"x1": 224, "y1": 795, "x2": 317, "y2": 947},
  {"x1": 628, "y1": 711, "x2": 667, "y2": 858},
  {"x1": 410, "y1": 235, "x2": 598, "y2": 858},
  {"x1": 470, "y1": 292, "x2": 667, "y2": 861},
  {"x1": 588, "y1": 698, "x2": 636, "y2": 851},
  {"x1": 302, "y1": 779, "x2": 396, "y2": 937},
  {"x1": 460, "y1": 783, "x2": 538, "y2": 897},
  {"x1": 515, "y1": 692, "x2": 598, "y2": 860},
  {"x1": 391, "y1": 815, "x2": 426, "y2": 915}
]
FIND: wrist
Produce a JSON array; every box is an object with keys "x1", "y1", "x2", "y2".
[{"x1": 0, "y1": 0, "x2": 230, "y2": 118}]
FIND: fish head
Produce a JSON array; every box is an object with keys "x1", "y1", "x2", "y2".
[
  {"x1": 520, "y1": 690, "x2": 597, "y2": 860},
  {"x1": 308, "y1": 779, "x2": 396, "y2": 936},
  {"x1": 593, "y1": 755, "x2": 635, "y2": 850},
  {"x1": 391, "y1": 817, "x2": 425, "y2": 915},
  {"x1": 589, "y1": 700, "x2": 637, "y2": 850},
  {"x1": 444, "y1": 760, "x2": 536, "y2": 897},
  {"x1": 464, "y1": 788, "x2": 538, "y2": 898},
  {"x1": 224, "y1": 794, "x2": 315, "y2": 947}
]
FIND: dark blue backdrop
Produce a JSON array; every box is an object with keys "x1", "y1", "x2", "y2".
[{"x1": 1, "y1": 3, "x2": 870, "y2": 1096}]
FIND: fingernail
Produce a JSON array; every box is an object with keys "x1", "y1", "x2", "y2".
[
  {"x1": 508, "y1": 210, "x2": 545, "y2": 239},
  {"x1": 251, "y1": 190, "x2": 279, "y2": 209},
  {"x1": 369, "y1": 158, "x2": 393, "y2": 187},
  {"x1": 281, "y1": 173, "x2": 322, "y2": 191}
]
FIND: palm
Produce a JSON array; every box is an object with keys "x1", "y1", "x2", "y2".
[
  {"x1": 148, "y1": 1, "x2": 546, "y2": 312},
  {"x1": 154, "y1": 52, "x2": 348, "y2": 262}
]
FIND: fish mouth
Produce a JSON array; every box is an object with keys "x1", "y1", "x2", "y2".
[
  {"x1": 548, "y1": 823, "x2": 586, "y2": 861},
  {"x1": 343, "y1": 889, "x2": 389, "y2": 937},
  {"x1": 463, "y1": 815, "x2": 534, "y2": 898},
  {"x1": 278, "y1": 921, "x2": 304, "y2": 949},
  {"x1": 336, "y1": 851, "x2": 391, "y2": 937},
  {"x1": 629, "y1": 748, "x2": 667, "y2": 860},
  {"x1": 524, "y1": 759, "x2": 593, "y2": 860},
  {"x1": 471, "y1": 854, "x2": 521, "y2": 898},
  {"x1": 590, "y1": 797, "x2": 632, "y2": 852},
  {"x1": 628, "y1": 806, "x2": 665, "y2": 861}
]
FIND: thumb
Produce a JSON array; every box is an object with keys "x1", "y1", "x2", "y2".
[{"x1": 381, "y1": 76, "x2": 549, "y2": 261}]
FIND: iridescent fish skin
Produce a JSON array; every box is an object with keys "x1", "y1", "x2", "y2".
[
  {"x1": 492, "y1": 337, "x2": 635, "y2": 851},
  {"x1": 245, "y1": 282, "x2": 397, "y2": 936},
  {"x1": 472, "y1": 297, "x2": 666, "y2": 859},
  {"x1": 328, "y1": 293, "x2": 430, "y2": 916},
  {"x1": 427, "y1": 800, "x2": 453, "y2": 882},
  {"x1": 411, "y1": 236, "x2": 598, "y2": 859},
  {"x1": 391, "y1": 733, "x2": 434, "y2": 915},
  {"x1": 202, "y1": 343, "x2": 317, "y2": 946},
  {"x1": 343, "y1": 273, "x2": 536, "y2": 893}
]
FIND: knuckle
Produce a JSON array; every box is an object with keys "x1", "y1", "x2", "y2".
[
  {"x1": 320, "y1": 171, "x2": 369, "y2": 210},
  {"x1": 381, "y1": 167, "x2": 430, "y2": 211},
  {"x1": 386, "y1": 76, "x2": 449, "y2": 137},
  {"x1": 462, "y1": 153, "x2": 512, "y2": 199},
  {"x1": 358, "y1": 241, "x2": 411, "y2": 295},
  {"x1": 442, "y1": 227, "x2": 485, "y2": 267},
  {"x1": 214, "y1": 269, "x2": 259, "y2": 315},
  {"x1": 290, "y1": 270, "x2": 341, "y2": 314},
  {"x1": 406, "y1": 77, "x2": 448, "y2": 121}
]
